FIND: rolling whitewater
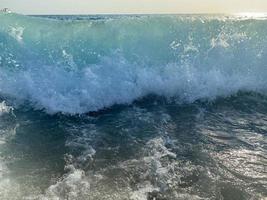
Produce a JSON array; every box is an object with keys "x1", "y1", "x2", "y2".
[{"x1": 0, "y1": 13, "x2": 267, "y2": 199}]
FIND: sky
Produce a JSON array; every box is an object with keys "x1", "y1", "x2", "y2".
[{"x1": 1, "y1": 0, "x2": 267, "y2": 15}]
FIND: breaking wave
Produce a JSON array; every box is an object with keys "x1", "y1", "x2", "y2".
[{"x1": 1, "y1": 13, "x2": 267, "y2": 114}]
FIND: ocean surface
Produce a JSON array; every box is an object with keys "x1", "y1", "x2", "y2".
[{"x1": 0, "y1": 13, "x2": 267, "y2": 199}]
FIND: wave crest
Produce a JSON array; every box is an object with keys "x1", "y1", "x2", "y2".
[{"x1": 1, "y1": 14, "x2": 267, "y2": 114}]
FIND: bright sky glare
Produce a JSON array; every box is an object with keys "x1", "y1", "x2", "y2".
[{"x1": 1, "y1": 0, "x2": 267, "y2": 14}]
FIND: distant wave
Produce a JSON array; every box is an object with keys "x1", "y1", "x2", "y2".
[{"x1": 0, "y1": 13, "x2": 267, "y2": 114}]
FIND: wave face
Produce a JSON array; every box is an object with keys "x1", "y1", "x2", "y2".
[{"x1": 1, "y1": 13, "x2": 267, "y2": 114}]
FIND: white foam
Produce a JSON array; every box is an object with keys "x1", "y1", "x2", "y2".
[
  {"x1": 130, "y1": 182, "x2": 159, "y2": 200},
  {"x1": 40, "y1": 165, "x2": 90, "y2": 200},
  {"x1": 9, "y1": 26, "x2": 24, "y2": 43},
  {"x1": 0, "y1": 50, "x2": 266, "y2": 115},
  {"x1": 0, "y1": 101, "x2": 13, "y2": 116}
]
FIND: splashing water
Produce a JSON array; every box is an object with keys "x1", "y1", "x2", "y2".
[
  {"x1": 0, "y1": 13, "x2": 267, "y2": 200},
  {"x1": 0, "y1": 13, "x2": 267, "y2": 114}
]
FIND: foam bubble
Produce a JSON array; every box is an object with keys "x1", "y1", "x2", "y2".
[
  {"x1": 0, "y1": 101, "x2": 13, "y2": 116},
  {"x1": 9, "y1": 26, "x2": 24, "y2": 43}
]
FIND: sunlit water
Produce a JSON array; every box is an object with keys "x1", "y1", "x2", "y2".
[{"x1": 0, "y1": 14, "x2": 267, "y2": 199}]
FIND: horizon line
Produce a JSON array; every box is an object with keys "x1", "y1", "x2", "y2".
[{"x1": 8, "y1": 11, "x2": 267, "y2": 16}]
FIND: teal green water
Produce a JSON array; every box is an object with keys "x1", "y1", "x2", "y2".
[{"x1": 0, "y1": 13, "x2": 266, "y2": 199}]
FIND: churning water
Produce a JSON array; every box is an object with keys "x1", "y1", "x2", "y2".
[{"x1": 0, "y1": 13, "x2": 266, "y2": 199}]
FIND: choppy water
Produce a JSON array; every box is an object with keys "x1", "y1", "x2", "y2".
[{"x1": 0, "y1": 13, "x2": 267, "y2": 199}]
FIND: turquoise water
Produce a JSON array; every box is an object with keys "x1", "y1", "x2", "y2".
[{"x1": 0, "y1": 13, "x2": 266, "y2": 199}]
